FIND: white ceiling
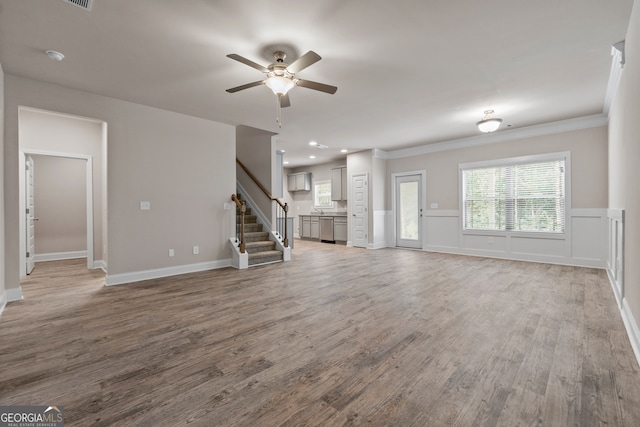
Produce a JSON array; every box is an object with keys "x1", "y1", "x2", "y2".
[{"x1": 0, "y1": 0, "x2": 633, "y2": 167}]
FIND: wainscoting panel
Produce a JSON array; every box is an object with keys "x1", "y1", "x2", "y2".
[
  {"x1": 571, "y1": 209, "x2": 608, "y2": 265},
  {"x1": 422, "y1": 209, "x2": 607, "y2": 268},
  {"x1": 424, "y1": 210, "x2": 459, "y2": 250},
  {"x1": 511, "y1": 235, "x2": 565, "y2": 258},
  {"x1": 607, "y1": 209, "x2": 625, "y2": 307}
]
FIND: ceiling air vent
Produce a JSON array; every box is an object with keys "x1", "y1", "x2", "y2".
[{"x1": 64, "y1": 0, "x2": 92, "y2": 11}]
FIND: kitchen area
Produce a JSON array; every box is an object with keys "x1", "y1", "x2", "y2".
[{"x1": 285, "y1": 161, "x2": 348, "y2": 245}]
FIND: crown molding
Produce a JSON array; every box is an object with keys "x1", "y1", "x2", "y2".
[
  {"x1": 604, "y1": 41, "x2": 625, "y2": 117},
  {"x1": 375, "y1": 113, "x2": 608, "y2": 160}
]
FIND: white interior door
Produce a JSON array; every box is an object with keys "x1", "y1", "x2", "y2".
[
  {"x1": 395, "y1": 174, "x2": 422, "y2": 249},
  {"x1": 351, "y1": 173, "x2": 368, "y2": 248},
  {"x1": 25, "y1": 154, "x2": 36, "y2": 274}
]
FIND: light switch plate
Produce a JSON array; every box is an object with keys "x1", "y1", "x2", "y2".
[{"x1": 140, "y1": 201, "x2": 151, "y2": 210}]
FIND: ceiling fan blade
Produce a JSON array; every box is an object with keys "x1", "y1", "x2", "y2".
[
  {"x1": 226, "y1": 54, "x2": 269, "y2": 73},
  {"x1": 296, "y1": 79, "x2": 338, "y2": 94},
  {"x1": 226, "y1": 80, "x2": 265, "y2": 93},
  {"x1": 286, "y1": 51, "x2": 321, "y2": 74},
  {"x1": 279, "y1": 93, "x2": 291, "y2": 108}
]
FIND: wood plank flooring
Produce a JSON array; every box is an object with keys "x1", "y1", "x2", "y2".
[{"x1": 1, "y1": 239, "x2": 640, "y2": 426}]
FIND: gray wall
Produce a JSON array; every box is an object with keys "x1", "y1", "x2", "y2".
[
  {"x1": 33, "y1": 155, "x2": 86, "y2": 255},
  {"x1": 20, "y1": 108, "x2": 104, "y2": 262},
  {"x1": 609, "y1": 1, "x2": 640, "y2": 332},
  {"x1": 4, "y1": 74, "x2": 236, "y2": 292},
  {"x1": 386, "y1": 126, "x2": 608, "y2": 210},
  {"x1": 0, "y1": 63, "x2": 5, "y2": 305},
  {"x1": 236, "y1": 125, "x2": 276, "y2": 227}
]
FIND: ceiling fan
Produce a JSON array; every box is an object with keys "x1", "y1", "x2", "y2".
[{"x1": 225, "y1": 50, "x2": 338, "y2": 109}]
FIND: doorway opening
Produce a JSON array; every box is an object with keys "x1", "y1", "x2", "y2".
[{"x1": 18, "y1": 107, "x2": 107, "y2": 279}]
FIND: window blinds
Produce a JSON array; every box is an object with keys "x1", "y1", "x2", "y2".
[{"x1": 462, "y1": 159, "x2": 565, "y2": 233}]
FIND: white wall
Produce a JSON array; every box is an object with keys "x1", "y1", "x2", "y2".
[{"x1": 4, "y1": 75, "x2": 236, "y2": 290}]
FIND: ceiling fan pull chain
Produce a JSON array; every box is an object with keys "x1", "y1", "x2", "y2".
[{"x1": 276, "y1": 95, "x2": 283, "y2": 128}]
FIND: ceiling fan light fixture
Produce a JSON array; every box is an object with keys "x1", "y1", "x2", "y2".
[
  {"x1": 476, "y1": 109, "x2": 502, "y2": 133},
  {"x1": 265, "y1": 76, "x2": 295, "y2": 96}
]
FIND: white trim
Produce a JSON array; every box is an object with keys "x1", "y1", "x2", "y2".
[
  {"x1": 0, "y1": 294, "x2": 6, "y2": 317},
  {"x1": 105, "y1": 259, "x2": 232, "y2": 286},
  {"x1": 458, "y1": 151, "x2": 571, "y2": 239},
  {"x1": 5, "y1": 287, "x2": 24, "y2": 302},
  {"x1": 20, "y1": 149, "x2": 96, "y2": 277},
  {"x1": 375, "y1": 114, "x2": 607, "y2": 160},
  {"x1": 94, "y1": 260, "x2": 107, "y2": 273},
  {"x1": 35, "y1": 251, "x2": 87, "y2": 262},
  {"x1": 391, "y1": 171, "x2": 427, "y2": 250},
  {"x1": 604, "y1": 43, "x2": 625, "y2": 117},
  {"x1": 422, "y1": 207, "x2": 606, "y2": 268},
  {"x1": 621, "y1": 297, "x2": 640, "y2": 370}
]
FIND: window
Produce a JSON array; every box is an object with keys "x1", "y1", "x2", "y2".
[
  {"x1": 314, "y1": 181, "x2": 333, "y2": 209},
  {"x1": 461, "y1": 153, "x2": 567, "y2": 233}
]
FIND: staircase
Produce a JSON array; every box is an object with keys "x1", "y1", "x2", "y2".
[{"x1": 237, "y1": 203, "x2": 284, "y2": 266}]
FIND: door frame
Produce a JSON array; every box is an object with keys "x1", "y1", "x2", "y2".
[
  {"x1": 19, "y1": 150, "x2": 95, "y2": 277},
  {"x1": 391, "y1": 170, "x2": 426, "y2": 249}
]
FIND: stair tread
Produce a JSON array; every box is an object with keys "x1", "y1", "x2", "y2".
[
  {"x1": 248, "y1": 250, "x2": 283, "y2": 258},
  {"x1": 246, "y1": 241, "x2": 275, "y2": 247}
]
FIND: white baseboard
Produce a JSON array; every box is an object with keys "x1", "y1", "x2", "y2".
[
  {"x1": 93, "y1": 260, "x2": 107, "y2": 273},
  {"x1": 0, "y1": 293, "x2": 6, "y2": 317},
  {"x1": 105, "y1": 259, "x2": 232, "y2": 286},
  {"x1": 5, "y1": 287, "x2": 24, "y2": 303},
  {"x1": 35, "y1": 251, "x2": 87, "y2": 262},
  {"x1": 621, "y1": 297, "x2": 640, "y2": 369}
]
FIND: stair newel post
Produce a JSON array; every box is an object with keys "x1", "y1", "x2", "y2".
[
  {"x1": 239, "y1": 201, "x2": 246, "y2": 254},
  {"x1": 283, "y1": 203, "x2": 289, "y2": 248}
]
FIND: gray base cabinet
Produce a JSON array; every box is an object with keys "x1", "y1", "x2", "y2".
[{"x1": 299, "y1": 215, "x2": 347, "y2": 244}]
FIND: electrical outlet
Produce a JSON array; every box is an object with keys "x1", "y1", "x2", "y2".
[
  {"x1": 488, "y1": 237, "x2": 494, "y2": 244},
  {"x1": 169, "y1": 249, "x2": 174, "y2": 257},
  {"x1": 193, "y1": 246, "x2": 199, "y2": 255},
  {"x1": 140, "y1": 201, "x2": 151, "y2": 210}
]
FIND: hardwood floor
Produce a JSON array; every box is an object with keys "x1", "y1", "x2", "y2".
[{"x1": 1, "y1": 239, "x2": 640, "y2": 426}]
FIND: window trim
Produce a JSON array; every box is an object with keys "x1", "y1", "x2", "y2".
[
  {"x1": 313, "y1": 180, "x2": 334, "y2": 209},
  {"x1": 458, "y1": 151, "x2": 571, "y2": 237}
]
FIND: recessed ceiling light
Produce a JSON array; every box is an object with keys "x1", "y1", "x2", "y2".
[
  {"x1": 283, "y1": 161, "x2": 289, "y2": 164},
  {"x1": 309, "y1": 155, "x2": 316, "y2": 159},
  {"x1": 309, "y1": 141, "x2": 318, "y2": 146},
  {"x1": 45, "y1": 50, "x2": 65, "y2": 61},
  {"x1": 341, "y1": 149, "x2": 348, "y2": 153}
]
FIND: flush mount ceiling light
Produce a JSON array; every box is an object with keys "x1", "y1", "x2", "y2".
[
  {"x1": 309, "y1": 141, "x2": 328, "y2": 149},
  {"x1": 476, "y1": 109, "x2": 502, "y2": 133},
  {"x1": 45, "y1": 50, "x2": 65, "y2": 61}
]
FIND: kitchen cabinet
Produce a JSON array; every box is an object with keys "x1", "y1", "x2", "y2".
[
  {"x1": 334, "y1": 216, "x2": 347, "y2": 242},
  {"x1": 288, "y1": 172, "x2": 311, "y2": 191},
  {"x1": 310, "y1": 216, "x2": 319, "y2": 239},
  {"x1": 301, "y1": 216, "x2": 311, "y2": 238},
  {"x1": 331, "y1": 166, "x2": 347, "y2": 201}
]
